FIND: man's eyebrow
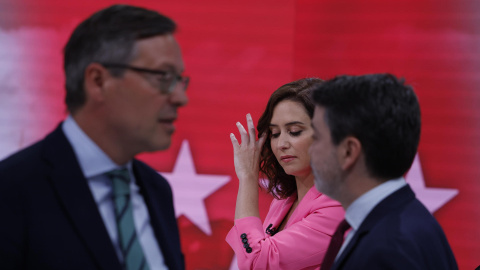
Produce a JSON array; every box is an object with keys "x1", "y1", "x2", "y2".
[{"x1": 155, "y1": 63, "x2": 183, "y2": 74}]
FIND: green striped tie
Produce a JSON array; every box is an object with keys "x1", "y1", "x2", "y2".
[{"x1": 107, "y1": 168, "x2": 150, "y2": 270}]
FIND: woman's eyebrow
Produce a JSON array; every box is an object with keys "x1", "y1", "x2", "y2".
[{"x1": 269, "y1": 121, "x2": 305, "y2": 127}]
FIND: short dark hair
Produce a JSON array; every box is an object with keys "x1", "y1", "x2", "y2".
[
  {"x1": 257, "y1": 78, "x2": 323, "y2": 199},
  {"x1": 64, "y1": 4, "x2": 177, "y2": 113},
  {"x1": 312, "y1": 73, "x2": 421, "y2": 180}
]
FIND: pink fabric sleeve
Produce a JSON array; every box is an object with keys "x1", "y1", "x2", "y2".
[{"x1": 226, "y1": 196, "x2": 344, "y2": 270}]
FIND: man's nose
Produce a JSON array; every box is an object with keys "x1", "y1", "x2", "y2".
[{"x1": 169, "y1": 85, "x2": 188, "y2": 107}]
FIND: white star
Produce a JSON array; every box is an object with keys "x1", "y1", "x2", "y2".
[
  {"x1": 160, "y1": 140, "x2": 230, "y2": 235},
  {"x1": 405, "y1": 154, "x2": 458, "y2": 213}
]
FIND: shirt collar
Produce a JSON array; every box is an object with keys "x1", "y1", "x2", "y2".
[
  {"x1": 345, "y1": 177, "x2": 406, "y2": 231},
  {"x1": 62, "y1": 115, "x2": 132, "y2": 178}
]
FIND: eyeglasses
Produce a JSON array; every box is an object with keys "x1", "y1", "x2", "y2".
[{"x1": 100, "y1": 63, "x2": 189, "y2": 94}]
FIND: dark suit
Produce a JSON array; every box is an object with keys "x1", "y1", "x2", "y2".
[
  {"x1": 0, "y1": 124, "x2": 184, "y2": 270},
  {"x1": 332, "y1": 185, "x2": 457, "y2": 270}
]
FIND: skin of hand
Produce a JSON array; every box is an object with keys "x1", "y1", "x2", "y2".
[{"x1": 230, "y1": 113, "x2": 267, "y2": 220}]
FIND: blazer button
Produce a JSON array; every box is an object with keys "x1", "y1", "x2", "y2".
[
  {"x1": 246, "y1": 247, "x2": 252, "y2": 253},
  {"x1": 241, "y1": 233, "x2": 247, "y2": 239},
  {"x1": 243, "y1": 243, "x2": 249, "y2": 248},
  {"x1": 242, "y1": 238, "x2": 248, "y2": 244}
]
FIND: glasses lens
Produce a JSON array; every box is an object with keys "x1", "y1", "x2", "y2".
[
  {"x1": 159, "y1": 77, "x2": 174, "y2": 94},
  {"x1": 165, "y1": 76, "x2": 189, "y2": 94},
  {"x1": 182, "y1": 77, "x2": 190, "y2": 90}
]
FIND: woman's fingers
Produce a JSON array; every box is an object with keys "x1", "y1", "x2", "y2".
[
  {"x1": 257, "y1": 132, "x2": 267, "y2": 149},
  {"x1": 246, "y1": 113, "x2": 256, "y2": 144},
  {"x1": 233, "y1": 113, "x2": 262, "y2": 147},
  {"x1": 231, "y1": 115, "x2": 263, "y2": 183},
  {"x1": 230, "y1": 133, "x2": 239, "y2": 149},
  {"x1": 236, "y1": 121, "x2": 249, "y2": 145}
]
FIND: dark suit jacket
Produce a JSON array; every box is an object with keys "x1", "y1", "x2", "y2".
[
  {"x1": 332, "y1": 185, "x2": 458, "y2": 270},
  {"x1": 0, "y1": 124, "x2": 184, "y2": 270}
]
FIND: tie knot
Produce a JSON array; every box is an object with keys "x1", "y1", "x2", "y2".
[
  {"x1": 106, "y1": 168, "x2": 130, "y2": 182},
  {"x1": 106, "y1": 168, "x2": 131, "y2": 197}
]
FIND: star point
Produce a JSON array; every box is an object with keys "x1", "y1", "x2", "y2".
[
  {"x1": 405, "y1": 154, "x2": 458, "y2": 213},
  {"x1": 160, "y1": 140, "x2": 230, "y2": 235}
]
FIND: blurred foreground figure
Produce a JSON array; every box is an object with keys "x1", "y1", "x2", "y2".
[
  {"x1": 0, "y1": 4, "x2": 189, "y2": 270},
  {"x1": 309, "y1": 74, "x2": 457, "y2": 270}
]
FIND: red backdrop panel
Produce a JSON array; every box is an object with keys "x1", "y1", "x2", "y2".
[{"x1": 0, "y1": 0, "x2": 478, "y2": 269}]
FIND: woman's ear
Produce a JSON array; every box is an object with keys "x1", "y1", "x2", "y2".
[{"x1": 338, "y1": 136, "x2": 362, "y2": 170}]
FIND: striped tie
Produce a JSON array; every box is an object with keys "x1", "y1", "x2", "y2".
[{"x1": 107, "y1": 168, "x2": 150, "y2": 270}]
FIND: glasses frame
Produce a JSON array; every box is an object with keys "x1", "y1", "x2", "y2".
[{"x1": 100, "y1": 63, "x2": 189, "y2": 94}]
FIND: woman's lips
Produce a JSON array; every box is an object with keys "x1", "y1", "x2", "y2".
[{"x1": 280, "y1": 155, "x2": 296, "y2": 163}]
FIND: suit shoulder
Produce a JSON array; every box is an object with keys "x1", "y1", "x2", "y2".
[
  {"x1": 132, "y1": 159, "x2": 169, "y2": 184},
  {"x1": 397, "y1": 199, "x2": 445, "y2": 235},
  {"x1": 0, "y1": 139, "x2": 50, "y2": 200},
  {"x1": 306, "y1": 190, "x2": 343, "y2": 213},
  {"x1": 133, "y1": 159, "x2": 161, "y2": 176},
  {"x1": 362, "y1": 200, "x2": 457, "y2": 268},
  {"x1": 370, "y1": 199, "x2": 444, "y2": 240},
  {"x1": 0, "y1": 139, "x2": 46, "y2": 176}
]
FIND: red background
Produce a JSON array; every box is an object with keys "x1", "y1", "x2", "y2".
[{"x1": 0, "y1": 0, "x2": 478, "y2": 269}]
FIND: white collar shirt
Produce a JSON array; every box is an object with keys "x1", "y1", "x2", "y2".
[
  {"x1": 62, "y1": 115, "x2": 168, "y2": 270},
  {"x1": 335, "y1": 177, "x2": 407, "y2": 261}
]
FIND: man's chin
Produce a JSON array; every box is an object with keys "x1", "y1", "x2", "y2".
[
  {"x1": 314, "y1": 178, "x2": 333, "y2": 198},
  {"x1": 146, "y1": 139, "x2": 172, "y2": 152},
  {"x1": 156, "y1": 142, "x2": 172, "y2": 151}
]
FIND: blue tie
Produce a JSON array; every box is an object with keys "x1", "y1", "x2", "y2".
[{"x1": 106, "y1": 168, "x2": 150, "y2": 270}]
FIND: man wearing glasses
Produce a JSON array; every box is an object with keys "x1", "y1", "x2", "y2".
[{"x1": 0, "y1": 5, "x2": 188, "y2": 270}]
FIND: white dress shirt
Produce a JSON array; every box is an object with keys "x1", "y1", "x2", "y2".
[
  {"x1": 62, "y1": 116, "x2": 168, "y2": 270},
  {"x1": 336, "y1": 177, "x2": 407, "y2": 261}
]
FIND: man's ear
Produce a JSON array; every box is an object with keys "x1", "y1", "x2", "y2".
[
  {"x1": 338, "y1": 136, "x2": 362, "y2": 170},
  {"x1": 83, "y1": 63, "x2": 111, "y2": 103}
]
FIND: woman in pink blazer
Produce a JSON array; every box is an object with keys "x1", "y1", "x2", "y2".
[{"x1": 226, "y1": 78, "x2": 345, "y2": 269}]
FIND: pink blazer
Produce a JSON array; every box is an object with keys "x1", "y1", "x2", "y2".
[{"x1": 226, "y1": 186, "x2": 345, "y2": 270}]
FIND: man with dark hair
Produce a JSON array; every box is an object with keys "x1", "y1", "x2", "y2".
[
  {"x1": 0, "y1": 4, "x2": 188, "y2": 270},
  {"x1": 309, "y1": 74, "x2": 457, "y2": 270}
]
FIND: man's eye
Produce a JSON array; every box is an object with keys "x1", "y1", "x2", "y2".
[{"x1": 154, "y1": 74, "x2": 169, "y2": 82}]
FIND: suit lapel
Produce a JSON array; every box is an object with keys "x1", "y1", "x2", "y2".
[
  {"x1": 274, "y1": 194, "x2": 296, "y2": 230},
  {"x1": 286, "y1": 186, "x2": 320, "y2": 227},
  {"x1": 332, "y1": 185, "x2": 416, "y2": 270},
  {"x1": 42, "y1": 125, "x2": 121, "y2": 270},
  {"x1": 133, "y1": 160, "x2": 182, "y2": 270}
]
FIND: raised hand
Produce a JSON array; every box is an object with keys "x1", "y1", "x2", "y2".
[{"x1": 230, "y1": 113, "x2": 267, "y2": 183}]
